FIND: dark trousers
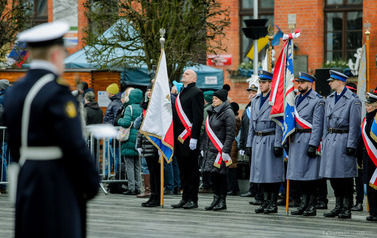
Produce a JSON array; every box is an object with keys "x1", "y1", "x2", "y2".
[
  {"x1": 211, "y1": 173, "x2": 228, "y2": 196},
  {"x1": 176, "y1": 143, "x2": 200, "y2": 202},
  {"x1": 145, "y1": 154, "x2": 160, "y2": 198},
  {"x1": 354, "y1": 168, "x2": 364, "y2": 204},
  {"x1": 330, "y1": 177, "x2": 353, "y2": 199},
  {"x1": 262, "y1": 183, "x2": 280, "y2": 194},
  {"x1": 227, "y1": 168, "x2": 239, "y2": 192},
  {"x1": 295, "y1": 180, "x2": 319, "y2": 196},
  {"x1": 367, "y1": 185, "x2": 377, "y2": 216},
  {"x1": 317, "y1": 178, "x2": 328, "y2": 204}
]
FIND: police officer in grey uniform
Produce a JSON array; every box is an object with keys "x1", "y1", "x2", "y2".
[
  {"x1": 246, "y1": 70, "x2": 284, "y2": 214},
  {"x1": 319, "y1": 70, "x2": 361, "y2": 219},
  {"x1": 287, "y1": 72, "x2": 325, "y2": 216}
]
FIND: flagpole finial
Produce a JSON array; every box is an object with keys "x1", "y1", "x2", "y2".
[
  {"x1": 160, "y1": 28, "x2": 166, "y2": 49},
  {"x1": 364, "y1": 21, "x2": 371, "y2": 35}
]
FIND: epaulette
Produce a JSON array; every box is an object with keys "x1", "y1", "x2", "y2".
[
  {"x1": 351, "y1": 93, "x2": 358, "y2": 98},
  {"x1": 316, "y1": 94, "x2": 323, "y2": 98},
  {"x1": 56, "y1": 77, "x2": 69, "y2": 87}
]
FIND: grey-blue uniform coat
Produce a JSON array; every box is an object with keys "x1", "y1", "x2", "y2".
[
  {"x1": 287, "y1": 89, "x2": 325, "y2": 180},
  {"x1": 4, "y1": 68, "x2": 100, "y2": 238},
  {"x1": 319, "y1": 88, "x2": 362, "y2": 178},
  {"x1": 246, "y1": 93, "x2": 284, "y2": 183}
]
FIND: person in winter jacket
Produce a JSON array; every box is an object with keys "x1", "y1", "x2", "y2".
[
  {"x1": 117, "y1": 88, "x2": 143, "y2": 195},
  {"x1": 227, "y1": 102, "x2": 241, "y2": 196},
  {"x1": 201, "y1": 89, "x2": 235, "y2": 211},
  {"x1": 84, "y1": 91, "x2": 103, "y2": 125}
]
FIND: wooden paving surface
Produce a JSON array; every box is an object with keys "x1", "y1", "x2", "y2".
[{"x1": 1, "y1": 190, "x2": 377, "y2": 238}]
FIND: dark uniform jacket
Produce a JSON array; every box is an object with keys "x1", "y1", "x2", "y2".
[
  {"x1": 103, "y1": 92, "x2": 122, "y2": 125},
  {"x1": 84, "y1": 101, "x2": 103, "y2": 125},
  {"x1": 239, "y1": 102, "x2": 251, "y2": 151},
  {"x1": 201, "y1": 101, "x2": 235, "y2": 174},
  {"x1": 4, "y1": 68, "x2": 100, "y2": 238},
  {"x1": 173, "y1": 83, "x2": 204, "y2": 153}
]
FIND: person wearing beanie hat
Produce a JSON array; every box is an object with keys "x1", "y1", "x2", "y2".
[
  {"x1": 200, "y1": 88, "x2": 235, "y2": 211},
  {"x1": 213, "y1": 89, "x2": 228, "y2": 102},
  {"x1": 227, "y1": 102, "x2": 241, "y2": 196},
  {"x1": 320, "y1": 70, "x2": 362, "y2": 219},
  {"x1": 362, "y1": 86, "x2": 377, "y2": 221},
  {"x1": 204, "y1": 90, "x2": 214, "y2": 104},
  {"x1": 246, "y1": 69, "x2": 285, "y2": 214},
  {"x1": 106, "y1": 83, "x2": 120, "y2": 96},
  {"x1": 199, "y1": 90, "x2": 216, "y2": 193}
]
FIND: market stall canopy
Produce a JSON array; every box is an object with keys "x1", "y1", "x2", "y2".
[{"x1": 64, "y1": 20, "x2": 224, "y2": 89}]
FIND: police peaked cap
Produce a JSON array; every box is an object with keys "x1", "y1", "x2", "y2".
[{"x1": 296, "y1": 72, "x2": 316, "y2": 83}]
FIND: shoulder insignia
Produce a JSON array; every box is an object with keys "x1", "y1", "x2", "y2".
[
  {"x1": 65, "y1": 101, "x2": 77, "y2": 118},
  {"x1": 319, "y1": 102, "x2": 325, "y2": 106},
  {"x1": 316, "y1": 94, "x2": 323, "y2": 98},
  {"x1": 57, "y1": 77, "x2": 69, "y2": 87},
  {"x1": 354, "y1": 102, "x2": 361, "y2": 105}
]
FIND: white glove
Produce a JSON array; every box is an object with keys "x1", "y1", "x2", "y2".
[
  {"x1": 239, "y1": 150, "x2": 245, "y2": 156},
  {"x1": 189, "y1": 138, "x2": 197, "y2": 150},
  {"x1": 201, "y1": 150, "x2": 204, "y2": 157},
  {"x1": 137, "y1": 148, "x2": 143, "y2": 157}
]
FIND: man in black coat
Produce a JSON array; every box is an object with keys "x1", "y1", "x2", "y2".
[
  {"x1": 4, "y1": 22, "x2": 99, "y2": 238},
  {"x1": 171, "y1": 69, "x2": 204, "y2": 209}
]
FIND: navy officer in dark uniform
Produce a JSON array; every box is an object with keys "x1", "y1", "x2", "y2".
[{"x1": 4, "y1": 22, "x2": 100, "y2": 238}]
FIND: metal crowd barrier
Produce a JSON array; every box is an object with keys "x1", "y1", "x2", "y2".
[{"x1": 0, "y1": 126, "x2": 128, "y2": 194}]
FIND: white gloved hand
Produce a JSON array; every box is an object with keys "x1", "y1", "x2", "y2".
[
  {"x1": 239, "y1": 150, "x2": 245, "y2": 156},
  {"x1": 201, "y1": 150, "x2": 204, "y2": 157},
  {"x1": 189, "y1": 138, "x2": 197, "y2": 150},
  {"x1": 137, "y1": 148, "x2": 143, "y2": 157}
]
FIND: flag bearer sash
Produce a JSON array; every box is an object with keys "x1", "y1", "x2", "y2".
[
  {"x1": 175, "y1": 93, "x2": 192, "y2": 143},
  {"x1": 361, "y1": 118, "x2": 377, "y2": 189},
  {"x1": 205, "y1": 116, "x2": 232, "y2": 168},
  {"x1": 294, "y1": 107, "x2": 312, "y2": 129},
  {"x1": 294, "y1": 107, "x2": 322, "y2": 154}
]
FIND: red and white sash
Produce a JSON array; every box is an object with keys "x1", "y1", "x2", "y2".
[
  {"x1": 294, "y1": 107, "x2": 312, "y2": 129},
  {"x1": 294, "y1": 107, "x2": 322, "y2": 154},
  {"x1": 361, "y1": 118, "x2": 377, "y2": 189},
  {"x1": 175, "y1": 94, "x2": 192, "y2": 143},
  {"x1": 205, "y1": 116, "x2": 232, "y2": 168}
]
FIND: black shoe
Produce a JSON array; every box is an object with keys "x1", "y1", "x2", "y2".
[
  {"x1": 227, "y1": 191, "x2": 239, "y2": 196},
  {"x1": 144, "y1": 200, "x2": 160, "y2": 207},
  {"x1": 338, "y1": 198, "x2": 352, "y2": 219},
  {"x1": 255, "y1": 201, "x2": 270, "y2": 213},
  {"x1": 164, "y1": 190, "x2": 174, "y2": 195},
  {"x1": 303, "y1": 204, "x2": 317, "y2": 216},
  {"x1": 249, "y1": 199, "x2": 263, "y2": 205},
  {"x1": 173, "y1": 187, "x2": 180, "y2": 195},
  {"x1": 171, "y1": 200, "x2": 187, "y2": 208},
  {"x1": 264, "y1": 201, "x2": 278, "y2": 214},
  {"x1": 213, "y1": 196, "x2": 226, "y2": 211},
  {"x1": 205, "y1": 195, "x2": 220, "y2": 211},
  {"x1": 123, "y1": 190, "x2": 136, "y2": 195},
  {"x1": 241, "y1": 191, "x2": 256, "y2": 197},
  {"x1": 183, "y1": 200, "x2": 198, "y2": 209},
  {"x1": 351, "y1": 203, "x2": 363, "y2": 211},
  {"x1": 324, "y1": 197, "x2": 343, "y2": 218},
  {"x1": 141, "y1": 195, "x2": 155, "y2": 207},
  {"x1": 316, "y1": 201, "x2": 328, "y2": 209},
  {"x1": 366, "y1": 215, "x2": 377, "y2": 221}
]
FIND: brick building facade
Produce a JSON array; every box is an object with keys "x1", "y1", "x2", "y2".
[{"x1": 2, "y1": 0, "x2": 377, "y2": 109}]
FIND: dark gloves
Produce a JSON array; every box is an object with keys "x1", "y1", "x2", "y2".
[
  {"x1": 274, "y1": 147, "x2": 283, "y2": 157},
  {"x1": 346, "y1": 147, "x2": 356, "y2": 156},
  {"x1": 307, "y1": 145, "x2": 317, "y2": 158},
  {"x1": 245, "y1": 147, "x2": 252, "y2": 157}
]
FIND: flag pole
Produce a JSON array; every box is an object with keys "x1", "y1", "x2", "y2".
[
  {"x1": 285, "y1": 14, "x2": 297, "y2": 215},
  {"x1": 159, "y1": 28, "x2": 166, "y2": 208},
  {"x1": 365, "y1": 21, "x2": 371, "y2": 92},
  {"x1": 267, "y1": 21, "x2": 274, "y2": 72}
]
